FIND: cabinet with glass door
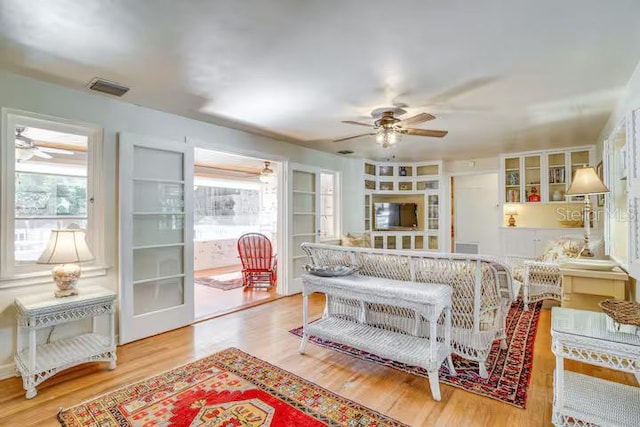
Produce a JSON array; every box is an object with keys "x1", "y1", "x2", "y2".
[{"x1": 501, "y1": 147, "x2": 593, "y2": 204}]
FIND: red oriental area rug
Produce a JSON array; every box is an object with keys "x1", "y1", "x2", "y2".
[
  {"x1": 290, "y1": 300, "x2": 542, "y2": 408},
  {"x1": 57, "y1": 347, "x2": 407, "y2": 427}
]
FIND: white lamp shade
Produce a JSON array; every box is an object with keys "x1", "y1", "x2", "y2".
[
  {"x1": 37, "y1": 229, "x2": 94, "y2": 264},
  {"x1": 566, "y1": 167, "x2": 609, "y2": 195},
  {"x1": 504, "y1": 206, "x2": 518, "y2": 216}
]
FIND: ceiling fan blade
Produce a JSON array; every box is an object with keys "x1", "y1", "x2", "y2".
[
  {"x1": 38, "y1": 146, "x2": 75, "y2": 155},
  {"x1": 397, "y1": 113, "x2": 435, "y2": 127},
  {"x1": 333, "y1": 133, "x2": 375, "y2": 142},
  {"x1": 32, "y1": 149, "x2": 53, "y2": 159},
  {"x1": 404, "y1": 128, "x2": 448, "y2": 138},
  {"x1": 341, "y1": 120, "x2": 373, "y2": 127}
]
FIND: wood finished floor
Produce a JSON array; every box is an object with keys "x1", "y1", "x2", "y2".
[
  {"x1": 0, "y1": 295, "x2": 636, "y2": 427},
  {"x1": 194, "y1": 265, "x2": 278, "y2": 319}
]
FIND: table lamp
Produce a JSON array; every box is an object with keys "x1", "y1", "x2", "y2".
[
  {"x1": 565, "y1": 166, "x2": 609, "y2": 257},
  {"x1": 505, "y1": 206, "x2": 518, "y2": 227},
  {"x1": 37, "y1": 228, "x2": 94, "y2": 297}
]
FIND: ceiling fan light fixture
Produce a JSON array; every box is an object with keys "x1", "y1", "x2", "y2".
[
  {"x1": 15, "y1": 147, "x2": 34, "y2": 162},
  {"x1": 375, "y1": 128, "x2": 401, "y2": 148},
  {"x1": 259, "y1": 161, "x2": 276, "y2": 183}
]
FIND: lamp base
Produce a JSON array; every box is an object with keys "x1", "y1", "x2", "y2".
[
  {"x1": 55, "y1": 288, "x2": 79, "y2": 298},
  {"x1": 579, "y1": 248, "x2": 595, "y2": 258},
  {"x1": 52, "y1": 264, "x2": 81, "y2": 298}
]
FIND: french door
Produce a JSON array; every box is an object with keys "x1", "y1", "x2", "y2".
[{"x1": 119, "y1": 133, "x2": 194, "y2": 344}]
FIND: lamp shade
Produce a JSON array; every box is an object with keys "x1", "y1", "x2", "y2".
[
  {"x1": 566, "y1": 167, "x2": 610, "y2": 195},
  {"x1": 504, "y1": 206, "x2": 518, "y2": 216},
  {"x1": 37, "y1": 229, "x2": 94, "y2": 264}
]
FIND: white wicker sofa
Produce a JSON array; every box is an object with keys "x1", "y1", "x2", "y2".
[{"x1": 300, "y1": 243, "x2": 517, "y2": 378}]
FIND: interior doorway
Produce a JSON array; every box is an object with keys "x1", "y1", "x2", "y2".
[
  {"x1": 193, "y1": 148, "x2": 280, "y2": 320},
  {"x1": 451, "y1": 173, "x2": 501, "y2": 255}
]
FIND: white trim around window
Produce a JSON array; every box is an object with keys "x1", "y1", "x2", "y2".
[{"x1": 0, "y1": 109, "x2": 108, "y2": 288}]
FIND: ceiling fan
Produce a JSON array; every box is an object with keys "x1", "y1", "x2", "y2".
[
  {"x1": 15, "y1": 127, "x2": 75, "y2": 162},
  {"x1": 335, "y1": 107, "x2": 448, "y2": 148}
]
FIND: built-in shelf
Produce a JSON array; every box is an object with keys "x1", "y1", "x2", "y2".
[
  {"x1": 502, "y1": 147, "x2": 593, "y2": 204},
  {"x1": 363, "y1": 160, "x2": 444, "y2": 250}
]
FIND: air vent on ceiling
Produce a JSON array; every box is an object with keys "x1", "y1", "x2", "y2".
[
  {"x1": 337, "y1": 150, "x2": 354, "y2": 155},
  {"x1": 88, "y1": 78, "x2": 129, "y2": 97}
]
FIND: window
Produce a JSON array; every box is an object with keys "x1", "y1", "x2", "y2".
[
  {"x1": 320, "y1": 172, "x2": 339, "y2": 240},
  {"x1": 193, "y1": 176, "x2": 278, "y2": 241},
  {"x1": 1, "y1": 111, "x2": 104, "y2": 283}
]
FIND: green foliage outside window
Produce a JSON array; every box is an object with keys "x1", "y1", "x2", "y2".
[{"x1": 15, "y1": 172, "x2": 87, "y2": 217}]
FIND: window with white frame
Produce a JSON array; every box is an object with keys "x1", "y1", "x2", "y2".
[
  {"x1": 320, "y1": 171, "x2": 339, "y2": 240},
  {"x1": 1, "y1": 112, "x2": 104, "y2": 282}
]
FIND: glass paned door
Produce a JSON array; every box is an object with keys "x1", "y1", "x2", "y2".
[{"x1": 119, "y1": 133, "x2": 193, "y2": 344}]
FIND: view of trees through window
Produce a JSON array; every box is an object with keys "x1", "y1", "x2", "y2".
[{"x1": 193, "y1": 170, "x2": 278, "y2": 242}]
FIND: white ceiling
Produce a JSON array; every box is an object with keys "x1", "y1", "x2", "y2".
[{"x1": 1, "y1": 0, "x2": 639, "y2": 161}]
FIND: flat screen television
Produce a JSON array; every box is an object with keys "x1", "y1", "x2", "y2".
[{"x1": 374, "y1": 202, "x2": 418, "y2": 230}]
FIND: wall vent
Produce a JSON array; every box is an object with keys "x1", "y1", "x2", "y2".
[
  {"x1": 337, "y1": 150, "x2": 354, "y2": 155},
  {"x1": 88, "y1": 78, "x2": 129, "y2": 97},
  {"x1": 455, "y1": 243, "x2": 479, "y2": 254}
]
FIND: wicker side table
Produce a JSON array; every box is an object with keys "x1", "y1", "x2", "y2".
[
  {"x1": 14, "y1": 285, "x2": 117, "y2": 399},
  {"x1": 551, "y1": 307, "x2": 640, "y2": 426}
]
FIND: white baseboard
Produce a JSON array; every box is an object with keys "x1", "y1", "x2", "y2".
[{"x1": 0, "y1": 362, "x2": 16, "y2": 380}]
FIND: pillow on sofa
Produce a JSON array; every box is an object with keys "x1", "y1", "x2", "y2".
[
  {"x1": 538, "y1": 237, "x2": 582, "y2": 262},
  {"x1": 342, "y1": 233, "x2": 371, "y2": 248}
]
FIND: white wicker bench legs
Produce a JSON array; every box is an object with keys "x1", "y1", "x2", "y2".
[{"x1": 299, "y1": 274, "x2": 456, "y2": 401}]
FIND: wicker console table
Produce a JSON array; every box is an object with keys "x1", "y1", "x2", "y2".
[
  {"x1": 551, "y1": 307, "x2": 640, "y2": 426},
  {"x1": 15, "y1": 285, "x2": 117, "y2": 399},
  {"x1": 300, "y1": 273, "x2": 455, "y2": 401}
]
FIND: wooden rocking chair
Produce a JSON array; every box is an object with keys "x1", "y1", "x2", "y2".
[{"x1": 237, "y1": 233, "x2": 277, "y2": 289}]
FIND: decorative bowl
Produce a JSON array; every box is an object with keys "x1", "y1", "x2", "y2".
[
  {"x1": 304, "y1": 265, "x2": 358, "y2": 277},
  {"x1": 599, "y1": 299, "x2": 640, "y2": 327},
  {"x1": 559, "y1": 259, "x2": 618, "y2": 271}
]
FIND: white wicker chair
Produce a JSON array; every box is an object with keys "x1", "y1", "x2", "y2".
[
  {"x1": 500, "y1": 236, "x2": 598, "y2": 310},
  {"x1": 301, "y1": 243, "x2": 516, "y2": 379}
]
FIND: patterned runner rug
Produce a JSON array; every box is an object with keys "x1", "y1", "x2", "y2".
[
  {"x1": 195, "y1": 272, "x2": 244, "y2": 291},
  {"x1": 58, "y1": 347, "x2": 407, "y2": 427},
  {"x1": 290, "y1": 300, "x2": 542, "y2": 408}
]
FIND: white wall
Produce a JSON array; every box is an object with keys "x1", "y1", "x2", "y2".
[
  {"x1": 0, "y1": 70, "x2": 363, "y2": 374},
  {"x1": 596, "y1": 61, "x2": 640, "y2": 157},
  {"x1": 444, "y1": 157, "x2": 500, "y2": 175}
]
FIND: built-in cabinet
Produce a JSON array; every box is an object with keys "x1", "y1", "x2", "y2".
[
  {"x1": 499, "y1": 227, "x2": 587, "y2": 258},
  {"x1": 363, "y1": 160, "x2": 443, "y2": 251},
  {"x1": 501, "y1": 146, "x2": 594, "y2": 204}
]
